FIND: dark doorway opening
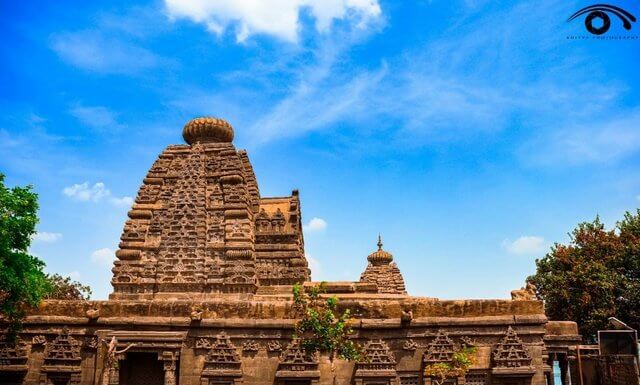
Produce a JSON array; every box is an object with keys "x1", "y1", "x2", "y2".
[
  {"x1": 47, "y1": 373, "x2": 72, "y2": 385},
  {"x1": 0, "y1": 372, "x2": 25, "y2": 385},
  {"x1": 52, "y1": 378, "x2": 70, "y2": 385},
  {"x1": 283, "y1": 381, "x2": 311, "y2": 385},
  {"x1": 119, "y1": 352, "x2": 165, "y2": 385}
]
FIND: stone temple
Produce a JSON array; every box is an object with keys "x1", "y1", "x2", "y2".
[{"x1": 1, "y1": 117, "x2": 582, "y2": 385}]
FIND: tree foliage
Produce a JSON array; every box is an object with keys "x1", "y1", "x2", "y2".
[
  {"x1": 45, "y1": 274, "x2": 92, "y2": 300},
  {"x1": 528, "y1": 210, "x2": 640, "y2": 342},
  {"x1": 292, "y1": 282, "x2": 359, "y2": 361},
  {"x1": 0, "y1": 173, "x2": 50, "y2": 335},
  {"x1": 423, "y1": 346, "x2": 477, "y2": 385},
  {"x1": 0, "y1": 173, "x2": 92, "y2": 337}
]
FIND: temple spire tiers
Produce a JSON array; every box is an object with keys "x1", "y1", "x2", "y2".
[
  {"x1": 110, "y1": 117, "x2": 309, "y2": 299},
  {"x1": 359, "y1": 235, "x2": 407, "y2": 294}
]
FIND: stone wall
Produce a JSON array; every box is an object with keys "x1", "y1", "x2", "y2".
[{"x1": 0, "y1": 297, "x2": 558, "y2": 385}]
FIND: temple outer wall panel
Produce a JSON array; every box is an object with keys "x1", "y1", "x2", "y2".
[
  {"x1": 6, "y1": 298, "x2": 556, "y2": 385},
  {"x1": 10, "y1": 340, "x2": 549, "y2": 385}
]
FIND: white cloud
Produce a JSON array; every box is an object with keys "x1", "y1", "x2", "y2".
[
  {"x1": 303, "y1": 217, "x2": 327, "y2": 232},
  {"x1": 526, "y1": 109, "x2": 640, "y2": 165},
  {"x1": 91, "y1": 248, "x2": 115, "y2": 266},
  {"x1": 51, "y1": 31, "x2": 163, "y2": 74},
  {"x1": 164, "y1": 0, "x2": 382, "y2": 42},
  {"x1": 168, "y1": 0, "x2": 637, "y2": 166},
  {"x1": 69, "y1": 105, "x2": 125, "y2": 132},
  {"x1": 32, "y1": 232, "x2": 63, "y2": 243},
  {"x1": 110, "y1": 196, "x2": 135, "y2": 206},
  {"x1": 63, "y1": 182, "x2": 110, "y2": 202},
  {"x1": 62, "y1": 182, "x2": 133, "y2": 207},
  {"x1": 502, "y1": 236, "x2": 546, "y2": 256},
  {"x1": 249, "y1": 60, "x2": 386, "y2": 143}
]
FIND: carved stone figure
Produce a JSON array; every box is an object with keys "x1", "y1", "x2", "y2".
[
  {"x1": 190, "y1": 308, "x2": 204, "y2": 321},
  {"x1": 401, "y1": 309, "x2": 413, "y2": 323},
  {"x1": 242, "y1": 340, "x2": 259, "y2": 352},
  {"x1": 511, "y1": 282, "x2": 537, "y2": 301},
  {"x1": 267, "y1": 340, "x2": 283, "y2": 352},
  {"x1": 403, "y1": 339, "x2": 419, "y2": 351},
  {"x1": 86, "y1": 308, "x2": 100, "y2": 320}
]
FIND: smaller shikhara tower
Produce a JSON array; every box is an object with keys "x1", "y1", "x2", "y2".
[
  {"x1": 359, "y1": 235, "x2": 407, "y2": 294},
  {"x1": 110, "y1": 117, "x2": 310, "y2": 298}
]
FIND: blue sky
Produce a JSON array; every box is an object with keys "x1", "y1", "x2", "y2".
[{"x1": 1, "y1": 0, "x2": 639, "y2": 300}]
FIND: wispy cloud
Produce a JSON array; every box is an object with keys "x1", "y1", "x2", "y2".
[
  {"x1": 502, "y1": 236, "x2": 546, "y2": 256},
  {"x1": 50, "y1": 31, "x2": 164, "y2": 74},
  {"x1": 63, "y1": 182, "x2": 111, "y2": 202},
  {"x1": 69, "y1": 105, "x2": 125, "y2": 132},
  {"x1": 171, "y1": 24, "x2": 385, "y2": 145},
  {"x1": 91, "y1": 248, "x2": 115, "y2": 266},
  {"x1": 63, "y1": 182, "x2": 133, "y2": 207},
  {"x1": 304, "y1": 217, "x2": 327, "y2": 232},
  {"x1": 164, "y1": 0, "x2": 382, "y2": 42},
  {"x1": 525, "y1": 109, "x2": 640, "y2": 165},
  {"x1": 170, "y1": 0, "x2": 633, "y2": 160},
  {"x1": 110, "y1": 196, "x2": 135, "y2": 206},
  {"x1": 0, "y1": 111, "x2": 94, "y2": 180},
  {"x1": 32, "y1": 232, "x2": 63, "y2": 243}
]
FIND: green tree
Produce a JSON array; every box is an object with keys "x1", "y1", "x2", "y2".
[
  {"x1": 528, "y1": 210, "x2": 640, "y2": 342},
  {"x1": 292, "y1": 282, "x2": 359, "y2": 361},
  {"x1": 45, "y1": 274, "x2": 92, "y2": 300},
  {"x1": 0, "y1": 173, "x2": 51, "y2": 335}
]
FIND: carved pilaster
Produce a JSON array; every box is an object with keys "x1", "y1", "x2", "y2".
[
  {"x1": 106, "y1": 353, "x2": 127, "y2": 385},
  {"x1": 160, "y1": 351, "x2": 179, "y2": 385}
]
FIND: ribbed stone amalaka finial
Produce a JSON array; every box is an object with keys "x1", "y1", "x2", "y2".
[{"x1": 182, "y1": 116, "x2": 234, "y2": 145}]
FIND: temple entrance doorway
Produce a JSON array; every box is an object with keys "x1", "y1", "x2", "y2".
[
  {"x1": 283, "y1": 381, "x2": 311, "y2": 385},
  {"x1": 119, "y1": 353, "x2": 165, "y2": 385},
  {"x1": 0, "y1": 372, "x2": 25, "y2": 385}
]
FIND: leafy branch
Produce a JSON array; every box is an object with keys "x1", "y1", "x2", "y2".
[
  {"x1": 292, "y1": 282, "x2": 360, "y2": 361},
  {"x1": 424, "y1": 346, "x2": 477, "y2": 385}
]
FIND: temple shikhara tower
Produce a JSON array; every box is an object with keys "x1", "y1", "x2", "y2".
[
  {"x1": 1, "y1": 117, "x2": 581, "y2": 385},
  {"x1": 111, "y1": 117, "x2": 309, "y2": 298}
]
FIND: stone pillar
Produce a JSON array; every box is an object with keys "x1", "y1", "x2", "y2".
[
  {"x1": 547, "y1": 353, "x2": 556, "y2": 385},
  {"x1": 160, "y1": 351, "x2": 179, "y2": 385},
  {"x1": 108, "y1": 366, "x2": 119, "y2": 385},
  {"x1": 107, "y1": 353, "x2": 126, "y2": 385},
  {"x1": 558, "y1": 354, "x2": 569, "y2": 385}
]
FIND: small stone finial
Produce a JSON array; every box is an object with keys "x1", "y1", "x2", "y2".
[
  {"x1": 182, "y1": 117, "x2": 234, "y2": 145},
  {"x1": 367, "y1": 234, "x2": 393, "y2": 265}
]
